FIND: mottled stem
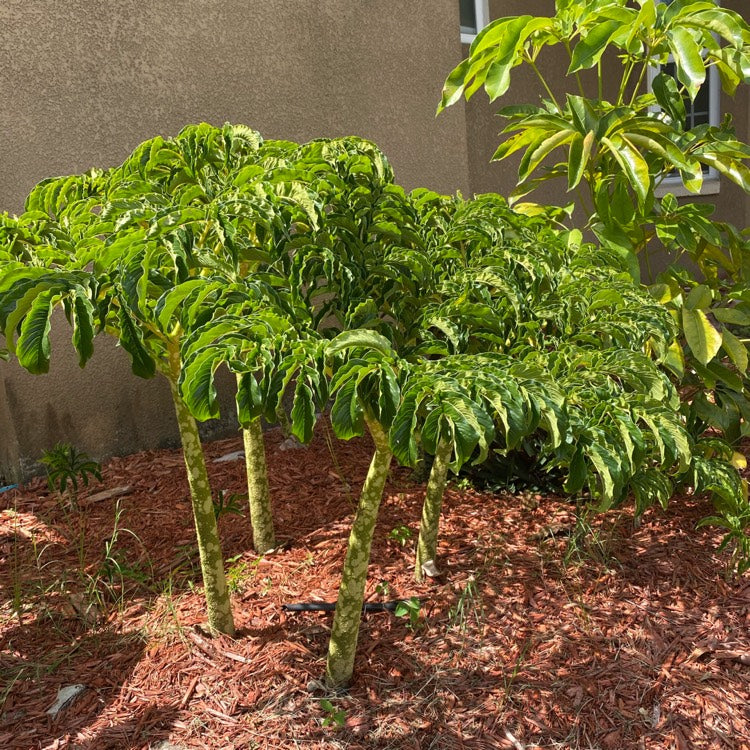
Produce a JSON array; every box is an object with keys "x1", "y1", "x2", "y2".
[
  {"x1": 415, "y1": 437, "x2": 452, "y2": 582},
  {"x1": 275, "y1": 403, "x2": 293, "y2": 440},
  {"x1": 242, "y1": 415, "x2": 276, "y2": 553},
  {"x1": 325, "y1": 419, "x2": 392, "y2": 689},
  {"x1": 167, "y1": 360, "x2": 235, "y2": 636}
]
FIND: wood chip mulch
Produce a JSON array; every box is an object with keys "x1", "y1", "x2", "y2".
[{"x1": 1, "y1": 423, "x2": 749, "y2": 749}]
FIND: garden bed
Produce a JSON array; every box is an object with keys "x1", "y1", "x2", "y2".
[{"x1": 1, "y1": 425, "x2": 748, "y2": 749}]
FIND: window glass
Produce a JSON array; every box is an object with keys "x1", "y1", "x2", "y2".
[
  {"x1": 662, "y1": 61, "x2": 712, "y2": 131},
  {"x1": 460, "y1": 0, "x2": 478, "y2": 35}
]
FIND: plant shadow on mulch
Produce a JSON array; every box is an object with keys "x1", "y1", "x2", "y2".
[
  {"x1": 1, "y1": 422, "x2": 749, "y2": 749},
  {"x1": 0, "y1": 620, "x2": 179, "y2": 749},
  {"x1": 0, "y1": 491, "x2": 181, "y2": 749}
]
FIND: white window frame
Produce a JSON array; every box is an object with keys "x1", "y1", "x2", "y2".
[
  {"x1": 649, "y1": 0, "x2": 721, "y2": 196},
  {"x1": 460, "y1": 0, "x2": 490, "y2": 44}
]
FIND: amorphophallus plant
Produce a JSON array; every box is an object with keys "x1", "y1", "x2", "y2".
[{"x1": 0, "y1": 123, "x2": 322, "y2": 634}]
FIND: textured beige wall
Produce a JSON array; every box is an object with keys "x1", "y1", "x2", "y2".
[
  {"x1": 1, "y1": 332, "x2": 173, "y2": 475},
  {"x1": 0, "y1": 1, "x2": 469, "y2": 212},
  {"x1": 1, "y1": 314, "x2": 239, "y2": 473},
  {"x1": 0, "y1": 1, "x2": 471, "y2": 475}
]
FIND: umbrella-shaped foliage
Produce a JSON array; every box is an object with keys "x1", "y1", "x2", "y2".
[
  {"x1": 171, "y1": 135, "x2": 408, "y2": 550},
  {"x1": 0, "y1": 123, "x2": 326, "y2": 634}
]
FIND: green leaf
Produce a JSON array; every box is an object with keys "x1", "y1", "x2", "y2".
[
  {"x1": 443, "y1": 406, "x2": 481, "y2": 471},
  {"x1": 662, "y1": 340, "x2": 685, "y2": 379},
  {"x1": 156, "y1": 279, "x2": 206, "y2": 332},
  {"x1": 327, "y1": 329, "x2": 395, "y2": 359},
  {"x1": 568, "y1": 20, "x2": 621, "y2": 73},
  {"x1": 685, "y1": 284, "x2": 713, "y2": 311},
  {"x1": 625, "y1": 131, "x2": 698, "y2": 176},
  {"x1": 713, "y1": 307, "x2": 750, "y2": 326},
  {"x1": 330, "y1": 377, "x2": 364, "y2": 440},
  {"x1": 567, "y1": 131, "x2": 594, "y2": 191},
  {"x1": 420, "y1": 406, "x2": 443, "y2": 456},
  {"x1": 689, "y1": 8, "x2": 745, "y2": 47},
  {"x1": 116, "y1": 303, "x2": 156, "y2": 379},
  {"x1": 378, "y1": 366, "x2": 400, "y2": 429},
  {"x1": 651, "y1": 72, "x2": 686, "y2": 125},
  {"x1": 631, "y1": 468, "x2": 673, "y2": 516},
  {"x1": 16, "y1": 290, "x2": 56, "y2": 374},
  {"x1": 390, "y1": 392, "x2": 418, "y2": 466},
  {"x1": 564, "y1": 447, "x2": 587, "y2": 495},
  {"x1": 682, "y1": 307, "x2": 723, "y2": 365},
  {"x1": 3, "y1": 279, "x2": 57, "y2": 350},
  {"x1": 236, "y1": 372, "x2": 263, "y2": 425},
  {"x1": 699, "y1": 154, "x2": 750, "y2": 193},
  {"x1": 669, "y1": 27, "x2": 706, "y2": 99},
  {"x1": 626, "y1": 0, "x2": 656, "y2": 47},
  {"x1": 484, "y1": 16, "x2": 536, "y2": 101},
  {"x1": 291, "y1": 380, "x2": 316, "y2": 444},
  {"x1": 587, "y1": 443, "x2": 619, "y2": 509},
  {"x1": 721, "y1": 328, "x2": 748, "y2": 374},
  {"x1": 438, "y1": 58, "x2": 471, "y2": 112},
  {"x1": 601, "y1": 136, "x2": 650, "y2": 208},
  {"x1": 71, "y1": 291, "x2": 95, "y2": 367},
  {"x1": 707, "y1": 360, "x2": 744, "y2": 393},
  {"x1": 519, "y1": 130, "x2": 575, "y2": 183}
]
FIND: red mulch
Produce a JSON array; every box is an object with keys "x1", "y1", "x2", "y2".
[{"x1": 1, "y1": 423, "x2": 749, "y2": 749}]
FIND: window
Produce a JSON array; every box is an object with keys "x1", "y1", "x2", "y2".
[
  {"x1": 649, "y1": 0, "x2": 721, "y2": 194},
  {"x1": 660, "y1": 61, "x2": 719, "y2": 132},
  {"x1": 460, "y1": 0, "x2": 489, "y2": 44}
]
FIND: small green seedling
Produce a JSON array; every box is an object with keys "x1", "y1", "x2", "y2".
[
  {"x1": 448, "y1": 574, "x2": 483, "y2": 633},
  {"x1": 375, "y1": 580, "x2": 390, "y2": 598},
  {"x1": 388, "y1": 525, "x2": 413, "y2": 547},
  {"x1": 225, "y1": 554, "x2": 263, "y2": 594},
  {"x1": 394, "y1": 596, "x2": 423, "y2": 631},
  {"x1": 319, "y1": 699, "x2": 346, "y2": 728},
  {"x1": 40, "y1": 443, "x2": 102, "y2": 508},
  {"x1": 97, "y1": 501, "x2": 150, "y2": 589},
  {"x1": 212, "y1": 490, "x2": 246, "y2": 521},
  {"x1": 453, "y1": 476, "x2": 473, "y2": 491}
]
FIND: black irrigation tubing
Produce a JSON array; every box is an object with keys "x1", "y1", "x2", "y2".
[{"x1": 282, "y1": 599, "x2": 421, "y2": 613}]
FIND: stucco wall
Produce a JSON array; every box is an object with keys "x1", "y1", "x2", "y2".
[{"x1": 0, "y1": 1, "x2": 471, "y2": 475}]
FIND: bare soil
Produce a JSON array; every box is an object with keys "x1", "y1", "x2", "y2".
[{"x1": 1, "y1": 424, "x2": 749, "y2": 749}]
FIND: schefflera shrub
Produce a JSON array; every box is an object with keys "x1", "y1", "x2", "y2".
[
  {"x1": 427, "y1": 207, "x2": 748, "y2": 576},
  {"x1": 438, "y1": 0, "x2": 750, "y2": 466}
]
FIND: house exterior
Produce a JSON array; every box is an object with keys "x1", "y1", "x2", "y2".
[{"x1": 1, "y1": 0, "x2": 749, "y2": 481}]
